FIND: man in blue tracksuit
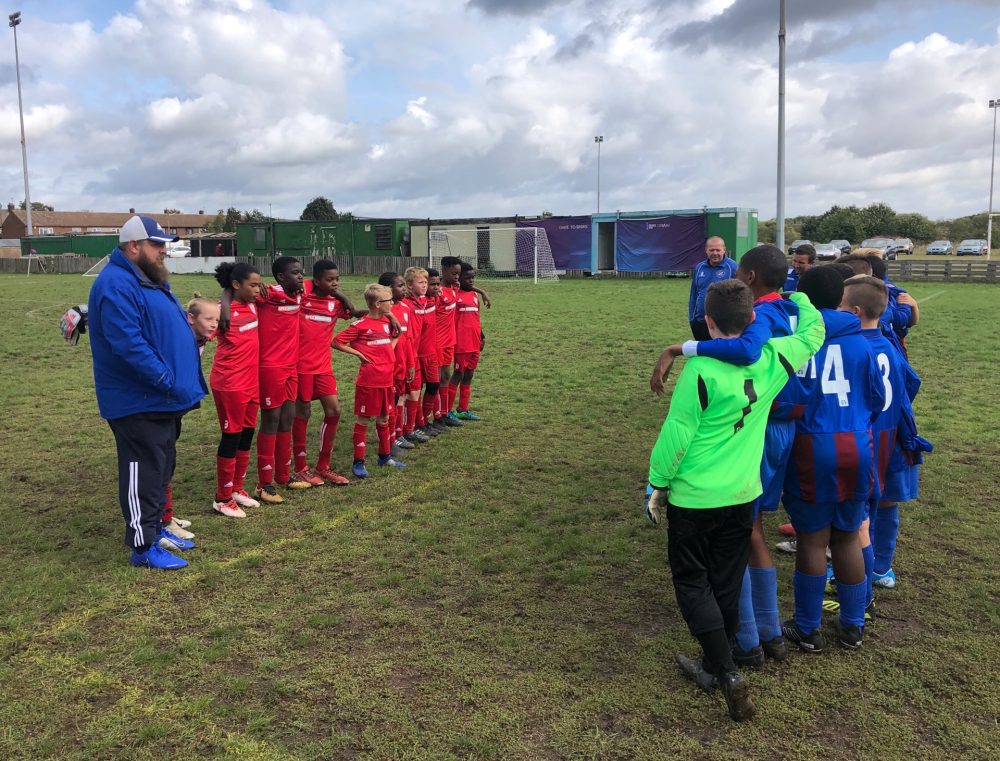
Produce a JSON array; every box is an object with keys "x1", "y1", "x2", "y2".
[
  {"x1": 688, "y1": 237, "x2": 738, "y2": 340},
  {"x1": 88, "y1": 216, "x2": 207, "y2": 570}
]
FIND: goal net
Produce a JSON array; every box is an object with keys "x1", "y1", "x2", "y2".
[
  {"x1": 428, "y1": 227, "x2": 559, "y2": 283},
  {"x1": 24, "y1": 255, "x2": 48, "y2": 276},
  {"x1": 83, "y1": 255, "x2": 109, "y2": 277}
]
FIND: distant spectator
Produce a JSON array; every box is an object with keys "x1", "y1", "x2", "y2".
[
  {"x1": 784, "y1": 244, "x2": 816, "y2": 291},
  {"x1": 688, "y1": 237, "x2": 737, "y2": 341},
  {"x1": 215, "y1": 242, "x2": 224, "y2": 257}
]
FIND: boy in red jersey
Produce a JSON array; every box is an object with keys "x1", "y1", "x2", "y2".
[
  {"x1": 210, "y1": 262, "x2": 263, "y2": 518},
  {"x1": 334, "y1": 284, "x2": 405, "y2": 477},
  {"x1": 291, "y1": 260, "x2": 355, "y2": 486},
  {"x1": 401, "y1": 267, "x2": 431, "y2": 444},
  {"x1": 437, "y1": 256, "x2": 491, "y2": 426},
  {"x1": 378, "y1": 272, "x2": 418, "y2": 456},
  {"x1": 415, "y1": 269, "x2": 445, "y2": 436},
  {"x1": 223, "y1": 256, "x2": 310, "y2": 504},
  {"x1": 448, "y1": 262, "x2": 486, "y2": 420}
]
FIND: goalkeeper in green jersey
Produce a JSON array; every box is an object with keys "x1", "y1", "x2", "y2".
[{"x1": 645, "y1": 279, "x2": 824, "y2": 722}]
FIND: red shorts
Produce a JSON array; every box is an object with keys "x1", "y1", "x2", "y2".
[
  {"x1": 419, "y1": 354, "x2": 439, "y2": 384},
  {"x1": 437, "y1": 345, "x2": 455, "y2": 369},
  {"x1": 211, "y1": 387, "x2": 259, "y2": 433},
  {"x1": 298, "y1": 372, "x2": 338, "y2": 401},
  {"x1": 354, "y1": 385, "x2": 393, "y2": 417},
  {"x1": 393, "y1": 378, "x2": 408, "y2": 399},
  {"x1": 455, "y1": 352, "x2": 481, "y2": 372},
  {"x1": 408, "y1": 365, "x2": 423, "y2": 393},
  {"x1": 259, "y1": 366, "x2": 298, "y2": 409}
]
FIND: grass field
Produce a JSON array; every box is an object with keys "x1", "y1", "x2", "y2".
[{"x1": 1, "y1": 273, "x2": 998, "y2": 760}]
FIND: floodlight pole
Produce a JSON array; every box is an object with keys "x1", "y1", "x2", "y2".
[
  {"x1": 9, "y1": 11, "x2": 32, "y2": 236},
  {"x1": 594, "y1": 135, "x2": 604, "y2": 213},
  {"x1": 987, "y1": 99, "x2": 998, "y2": 261},
  {"x1": 776, "y1": 0, "x2": 786, "y2": 252}
]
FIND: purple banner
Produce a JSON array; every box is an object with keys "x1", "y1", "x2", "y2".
[
  {"x1": 517, "y1": 216, "x2": 592, "y2": 270},
  {"x1": 615, "y1": 215, "x2": 707, "y2": 272}
]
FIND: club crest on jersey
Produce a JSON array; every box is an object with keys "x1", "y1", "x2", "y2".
[
  {"x1": 329, "y1": 301, "x2": 336, "y2": 312},
  {"x1": 383, "y1": 324, "x2": 390, "y2": 334}
]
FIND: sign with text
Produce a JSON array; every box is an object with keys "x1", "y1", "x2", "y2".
[
  {"x1": 518, "y1": 216, "x2": 592, "y2": 270},
  {"x1": 615, "y1": 215, "x2": 707, "y2": 272}
]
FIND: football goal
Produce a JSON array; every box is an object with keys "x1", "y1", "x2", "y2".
[
  {"x1": 83, "y1": 255, "x2": 109, "y2": 277},
  {"x1": 428, "y1": 227, "x2": 558, "y2": 283}
]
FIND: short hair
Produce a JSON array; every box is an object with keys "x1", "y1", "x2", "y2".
[
  {"x1": 313, "y1": 259, "x2": 338, "y2": 279},
  {"x1": 272, "y1": 256, "x2": 299, "y2": 280},
  {"x1": 863, "y1": 254, "x2": 887, "y2": 280},
  {"x1": 836, "y1": 254, "x2": 873, "y2": 276},
  {"x1": 403, "y1": 266, "x2": 428, "y2": 283},
  {"x1": 705, "y1": 279, "x2": 754, "y2": 335},
  {"x1": 738, "y1": 244, "x2": 787, "y2": 291},
  {"x1": 363, "y1": 283, "x2": 391, "y2": 306},
  {"x1": 799, "y1": 266, "x2": 845, "y2": 309},
  {"x1": 377, "y1": 271, "x2": 399, "y2": 287},
  {"x1": 843, "y1": 275, "x2": 888, "y2": 320},
  {"x1": 426, "y1": 267, "x2": 440, "y2": 279},
  {"x1": 440, "y1": 256, "x2": 462, "y2": 269},
  {"x1": 459, "y1": 261, "x2": 475, "y2": 273},
  {"x1": 186, "y1": 296, "x2": 218, "y2": 316},
  {"x1": 826, "y1": 262, "x2": 855, "y2": 281},
  {"x1": 793, "y1": 244, "x2": 817, "y2": 263},
  {"x1": 214, "y1": 261, "x2": 259, "y2": 289}
]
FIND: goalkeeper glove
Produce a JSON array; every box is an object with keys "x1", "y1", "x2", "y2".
[{"x1": 644, "y1": 483, "x2": 668, "y2": 525}]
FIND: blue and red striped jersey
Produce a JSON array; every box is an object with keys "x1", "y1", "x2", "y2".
[
  {"x1": 784, "y1": 309, "x2": 885, "y2": 503},
  {"x1": 861, "y1": 327, "x2": 908, "y2": 497}
]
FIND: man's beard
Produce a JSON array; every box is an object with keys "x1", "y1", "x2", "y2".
[{"x1": 137, "y1": 253, "x2": 169, "y2": 284}]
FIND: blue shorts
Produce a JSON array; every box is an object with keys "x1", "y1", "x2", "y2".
[
  {"x1": 757, "y1": 419, "x2": 795, "y2": 515},
  {"x1": 784, "y1": 495, "x2": 867, "y2": 533},
  {"x1": 881, "y1": 464, "x2": 919, "y2": 503}
]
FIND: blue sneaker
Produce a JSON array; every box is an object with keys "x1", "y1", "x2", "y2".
[
  {"x1": 444, "y1": 411, "x2": 464, "y2": 427},
  {"x1": 377, "y1": 454, "x2": 406, "y2": 468},
  {"x1": 157, "y1": 528, "x2": 195, "y2": 552},
  {"x1": 131, "y1": 544, "x2": 188, "y2": 570},
  {"x1": 455, "y1": 410, "x2": 481, "y2": 421},
  {"x1": 873, "y1": 568, "x2": 897, "y2": 589},
  {"x1": 352, "y1": 460, "x2": 369, "y2": 479}
]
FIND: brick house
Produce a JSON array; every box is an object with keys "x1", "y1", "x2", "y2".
[{"x1": 0, "y1": 206, "x2": 217, "y2": 240}]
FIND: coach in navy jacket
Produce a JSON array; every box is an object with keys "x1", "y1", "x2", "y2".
[
  {"x1": 88, "y1": 216, "x2": 206, "y2": 568},
  {"x1": 688, "y1": 236, "x2": 738, "y2": 341}
]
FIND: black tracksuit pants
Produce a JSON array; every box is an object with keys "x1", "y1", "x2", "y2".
[
  {"x1": 108, "y1": 413, "x2": 183, "y2": 550},
  {"x1": 667, "y1": 500, "x2": 754, "y2": 675}
]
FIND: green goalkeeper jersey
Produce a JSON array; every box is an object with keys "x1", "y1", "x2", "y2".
[{"x1": 648, "y1": 292, "x2": 825, "y2": 509}]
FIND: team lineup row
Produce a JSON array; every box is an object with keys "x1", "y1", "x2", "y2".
[{"x1": 645, "y1": 245, "x2": 929, "y2": 722}]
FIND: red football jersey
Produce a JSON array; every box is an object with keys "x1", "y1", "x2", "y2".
[
  {"x1": 299, "y1": 281, "x2": 350, "y2": 374},
  {"x1": 455, "y1": 289, "x2": 483, "y2": 354},
  {"x1": 257, "y1": 284, "x2": 301, "y2": 368},
  {"x1": 435, "y1": 285, "x2": 459, "y2": 349},
  {"x1": 210, "y1": 300, "x2": 259, "y2": 391},
  {"x1": 409, "y1": 295, "x2": 438, "y2": 358},
  {"x1": 334, "y1": 316, "x2": 396, "y2": 387},
  {"x1": 390, "y1": 299, "x2": 416, "y2": 376}
]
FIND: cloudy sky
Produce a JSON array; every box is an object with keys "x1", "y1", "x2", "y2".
[{"x1": 1, "y1": 0, "x2": 998, "y2": 221}]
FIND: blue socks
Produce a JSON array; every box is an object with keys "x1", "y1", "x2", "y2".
[
  {"x1": 837, "y1": 579, "x2": 867, "y2": 629},
  {"x1": 735, "y1": 566, "x2": 760, "y2": 652},
  {"x1": 793, "y1": 570, "x2": 827, "y2": 635},
  {"x1": 750, "y1": 566, "x2": 781, "y2": 642},
  {"x1": 873, "y1": 504, "x2": 900, "y2": 575},
  {"x1": 862, "y1": 543, "x2": 875, "y2": 608}
]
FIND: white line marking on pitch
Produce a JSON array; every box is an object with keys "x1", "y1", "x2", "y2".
[{"x1": 914, "y1": 290, "x2": 945, "y2": 303}]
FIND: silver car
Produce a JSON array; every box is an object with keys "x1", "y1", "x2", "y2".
[
  {"x1": 814, "y1": 242, "x2": 839, "y2": 261},
  {"x1": 926, "y1": 240, "x2": 952, "y2": 255},
  {"x1": 956, "y1": 239, "x2": 987, "y2": 256}
]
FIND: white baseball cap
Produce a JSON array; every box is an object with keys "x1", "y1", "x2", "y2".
[{"x1": 119, "y1": 215, "x2": 179, "y2": 244}]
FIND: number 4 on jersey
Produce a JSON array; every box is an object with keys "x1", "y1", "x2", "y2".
[{"x1": 821, "y1": 345, "x2": 851, "y2": 407}]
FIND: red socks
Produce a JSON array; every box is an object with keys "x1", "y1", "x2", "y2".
[
  {"x1": 216, "y1": 456, "x2": 236, "y2": 502},
  {"x1": 353, "y1": 422, "x2": 367, "y2": 462},
  {"x1": 459, "y1": 382, "x2": 472, "y2": 411},
  {"x1": 234, "y1": 449, "x2": 251, "y2": 491},
  {"x1": 388, "y1": 406, "x2": 398, "y2": 443},
  {"x1": 163, "y1": 483, "x2": 174, "y2": 524},
  {"x1": 292, "y1": 416, "x2": 309, "y2": 472},
  {"x1": 376, "y1": 421, "x2": 391, "y2": 457},
  {"x1": 275, "y1": 430, "x2": 292, "y2": 482},
  {"x1": 404, "y1": 399, "x2": 419, "y2": 435},
  {"x1": 422, "y1": 392, "x2": 437, "y2": 424},
  {"x1": 316, "y1": 415, "x2": 339, "y2": 471},
  {"x1": 257, "y1": 432, "x2": 276, "y2": 486},
  {"x1": 395, "y1": 403, "x2": 404, "y2": 439}
]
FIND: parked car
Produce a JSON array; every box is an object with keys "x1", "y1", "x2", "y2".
[
  {"x1": 956, "y1": 239, "x2": 988, "y2": 256},
  {"x1": 926, "y1": 240, "x2": 953, "y2": 255},
  {"x1": 859, "y1": 237, "x2": 894, "y2": 260},
  {"x1": 788, "y1": 239, "x2": 812, "y2": 255},
  {"x1": 166, "y1": 244, "x2": 192, "y2": 258},
  {"x1": 814, "y1": 242, "x2": 839, "y2": 261},
  {"x1": 888, "y1": 238, "x2": 914, "y2": 256},
  {"x1": 829, "y1": 239, "x2": 851, "y2": 255}
]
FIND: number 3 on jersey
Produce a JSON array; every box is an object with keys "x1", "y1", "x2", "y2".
[
  {"x1": 797, "y1": 345, "x2": 851, "y2": 406},
  {"x1": 876, "y1": 352, "x2": 892, "y2": 412}
]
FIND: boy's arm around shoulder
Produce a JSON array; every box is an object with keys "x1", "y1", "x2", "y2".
[
  {"x1": 648, "y1": 361, "x2": 703, "y2": 490},
  {"x1": 761, "y1": 292, "x2": 824, "y2": 387}
]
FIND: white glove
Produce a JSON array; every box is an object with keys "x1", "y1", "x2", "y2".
[{"x1": 645, "y1": 484, "x2": 668, "y2": 525}]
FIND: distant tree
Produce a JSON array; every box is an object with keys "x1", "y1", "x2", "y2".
[
  {"x1": 893, "y1": 212, "x2": 935, "y2": 242},
  {"x1": 20, "y1": 200, "x2": 54, "y2": 211},
  {"x1": 203, "y1": 209, "x2": 226, "y2": 233},
  {"x1": 757, "y1": 219, "x2": 801, "y2": 246},
  {"x1": 944, "y1": 212, "x2": 989, "y2": 244},
  {"x1": 300, "y1": 196, "x2": 339, "y2": 221},
  {"x1": 223, "y1": 207, "x2": 244, "y2": 233},
  {"x1": 815, "y1": 206, "x2": 866, "y2": 243},
  {"x1": 163, "y1": 208, "x2": 182, "y2": 214},
  {"x1": 244, "y1": 209, "x2": 268, "y2": 223},
  {"x1": 859, "y1": 202, "x2": 897, "y2": 239}
]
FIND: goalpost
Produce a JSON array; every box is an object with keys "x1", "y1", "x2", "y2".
[
  {"x1": 83, "y1": 255, "x2": 109, "y2": 277},
  {"x1": 23, "y1": 254, "x2": 47, "y2": 277},
  {"x1": 428, "y1": 227, "x2": 559, "y2": 283}
]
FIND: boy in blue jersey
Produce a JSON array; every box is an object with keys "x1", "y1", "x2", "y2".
[
  {"x1": 861, "y1": 254, "x2": 919, "y2": 358},
  {"x1": 781, "y1": 266, "x2": 885, "y2": 652},
  {"x1": 654, "y1": 245, "x2": 803, "y2": 667}
]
